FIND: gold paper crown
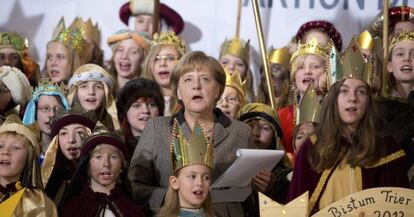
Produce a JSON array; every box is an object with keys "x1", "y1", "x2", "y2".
[
  {"x1": 170, "y1": 119, "x2": 213, "y2": 173},
  {"x1": 295, "y1": 85, "x2": 321, "y2": 126},
  {"x1": 224, "y1": 68, "x2": 246, "y2": 105},
  {"x1": 389, "y1": 30, "x2": 414, "y2": 53},
  {"x1": 268, "y1": 47, "x2": 291, "y2": 70},
  {"x1": 219, "y1": 37, "x2": 250, "y2": 63},
  {"x1": 69, "y1": 17, "x2": 101, "y2": 44},
  {"x1": 151, "y1": 31, "x2": 186, "y2": 55},
  {"x1": 334, "y1": 36, "x2": 373, "y2": 85},
  {"x1": 52, "y1": 18, "x2": 85, "y2": 58},
  {"x1": 0, "y1": 32, "x2": 28, "y2": 54},
  {"x1": 291, "y1": 38, "x2": 330, "y2": 63}
]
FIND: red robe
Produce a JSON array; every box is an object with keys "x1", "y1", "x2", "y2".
[{"x1": 277, "y1": 105, "x2": 294, "y2": 154}]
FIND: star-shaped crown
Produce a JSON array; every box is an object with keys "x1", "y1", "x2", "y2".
[
  {"x1": 225, "y1": 68, "x2": 246, "y2": 105},
  {"x1": 52, "y1": 18, "x2": 85, "y2": 58},
  {"x1": 69, "y1": 17, "x2": 101, "y2": 44}
]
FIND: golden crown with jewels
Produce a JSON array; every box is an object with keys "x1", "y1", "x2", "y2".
[
  {"x1": 389, "y1": 30, "x2": 414, "y2": 53},
  {"x1": 151, "y1": 31, "x2": 186, "y2": 55},
  {"x1": 291, "y1": 38, "x2": 331, "y2": 63},
  {"x1": 52, "y1": 18, "x2": 85, "y2": 57},
  {"x1": 69, "y1": 17, "x2": 101, "y2": 44}
]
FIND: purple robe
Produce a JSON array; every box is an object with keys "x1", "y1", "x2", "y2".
[
  {"x1": 288, "y1": 136, "x2": 409, "y2": 215},
  {"x1": 61, "y1": 184, "x2": 145, "y2": 217}
]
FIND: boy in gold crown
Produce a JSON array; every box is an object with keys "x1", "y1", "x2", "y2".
[
  {"x1": 157, "y1": 119, "x2": 214, "y2": 217},
  {"x1": 0, "y1": 115, "x2": 57, "y2": 216}
]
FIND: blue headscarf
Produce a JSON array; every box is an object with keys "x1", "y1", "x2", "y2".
[{"x1": 23, "y1": 81, "x2": 71, "y2": 125}]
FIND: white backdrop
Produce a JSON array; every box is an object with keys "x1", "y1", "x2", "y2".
[{"x1": 1, "y1": 0, "x2": 413, "y2": 87}]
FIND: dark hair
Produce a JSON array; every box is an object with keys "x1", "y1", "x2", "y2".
[
  {"x1": 116, "y1": 78, "x2": 165, "y2": 121},
  {"x1": 116, "y1": 78, "x2": 164, "y2": 147},
  {"x1": 309, "y1": 79, "x2": 382, "y2": 172}
]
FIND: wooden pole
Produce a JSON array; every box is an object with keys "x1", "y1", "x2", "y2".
[
  {"x1": 235, "y1": 0, "x2": 242, "y2": 38},
  {"x1": 152, "y1": 0, "x2": 160, "y2": 36},
  {"x1": 252, "y1": 0, "x2": 276, "y2": 109},
  {"x1": 381, "y1": 0, "x2": 390, "y2": 97}
]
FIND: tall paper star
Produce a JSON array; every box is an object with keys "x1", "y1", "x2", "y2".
[{"x1": 0, "y1": 0, "x2": 44, "y2": 60}]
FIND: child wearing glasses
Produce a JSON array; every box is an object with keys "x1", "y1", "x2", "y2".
[
  {"x1": 216, "y1": 68, "x2": 246, "y2": 119},
  {"x1": 142, "y1": 31, "x2": 186, "y2": 115},
  {"x1": 23, "y1": 79, "x2": 70, "y2": 161}
]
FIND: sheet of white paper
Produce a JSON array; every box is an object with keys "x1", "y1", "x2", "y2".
[{"x1": 212, "y1": 149, "x2": 285, "y2": 188}]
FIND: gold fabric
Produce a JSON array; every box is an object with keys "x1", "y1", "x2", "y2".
[
  {"x1": 0, "y1": 115, "x2": 39, "y2": 154},
  {"x1": 41, "y1": 136, "x2": 59, "y2": 187},
  {"x1": 12, "y1": 189, "x2": 57, "y2": 217},
  {"x1": 170, "y1": 119, "x2": 213, "y2": 173},
  {"x1": 219, "y1": 37, "x2": 250, "y2": 64},
  {"x1": 318, "y1": 161, "x2": 360, "y2": 210}
]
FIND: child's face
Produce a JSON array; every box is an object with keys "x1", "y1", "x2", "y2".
[
  {"x1": 37, "y1": 95, "x2": 63, "y2": 135},
  {"x1": 170, "y1": 164, "x2": 211, "y2": 209},
  {"x1": 114, "y1": 38, "x2": 145, "y2": 79},
  {"x1": 89, "y1": 144, "x2": 123, "y2": 193},
  {"x1": 152, "y1": 45, "x2": 179, "y2": 88},
  {"x1": 337, "y1": 79, "x2": 369, "y2": 132},
  {"x1": 58, "y1": 123, "x2": 89, "y2": 161},
  {"x1": 294, "y1": 122, "x2": 316, "y2": 153},
  {"x1": 294, "y1": 55, "x2": 325, "y2": 97},
  {"x1": 219, "y1": 54, "x2": 247, "y2": 79},
  {"x1": 387, "y1": 40, "x2": 414, "y2": 85},
  {"x1": 247, "y1": 119, "x2": 274, "y2": 149},
  {"x1": 127, "y1": 97, "x2": 160, "y2": 136},
  {"x1": 216, "y1": 86, "x2": 241, "y2": 120},
  {"x1": 77, "y1": 81, "x2": 105, "y2": 112},
  {"x1": 46, "y1": 42, "x2": 71, "y2": 83},
  {"x1": 133, "y1": 14, "x2": 153, "y2": 36},
  {"x1": 0, "y1": 133, "x2": 28, "y2": 185}
]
